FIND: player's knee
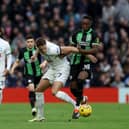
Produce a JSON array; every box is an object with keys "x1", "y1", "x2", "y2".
[
  {"x1": 52, "y1": 92, "x2": 56, "y2": 96},
  {"x1": 78, "y1": 71, "x2": 88, "y2": 79},
  {"x1": 51, "y1": 90, "x2": 58, "y2": 96}
]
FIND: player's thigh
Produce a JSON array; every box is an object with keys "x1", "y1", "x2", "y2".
[
  {"x1": 36, "y1": 79, "x2": 50, "y2": 92},
  {"x1": 78, "y1": 71, "x2": 88, "y2": 80},
  {"x1": 42, "y1": 67, "x2": 54, "y2": 85},
  {"x1": 52, "y1": 81, "x2": 63, "y2": 95}
]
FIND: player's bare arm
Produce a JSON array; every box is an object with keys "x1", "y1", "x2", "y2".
[
  {"x1": 31, "y1": 49, "x2": 40, "y2": 61},
  {"x1": 10, "y1": 59, "x2": 20, "y2": 74},
  {"x1": 78, "y1": 44, "x2": 100, "y2": 55},
  {"x1": 60, "y1": 46, "x2": 79, "y2": 55}
]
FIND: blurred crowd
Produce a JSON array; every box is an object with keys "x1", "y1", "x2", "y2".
[{"x1": 0, "y1": 0, "x2": 129, "y2": 88}]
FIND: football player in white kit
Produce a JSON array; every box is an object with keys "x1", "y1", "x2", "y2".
[
  {"x1": 32, "y1": 37, "x2": 81, "y2": 117},
  {"x1": 0, "y1": 29, "x2": 12, "y2": 103}
]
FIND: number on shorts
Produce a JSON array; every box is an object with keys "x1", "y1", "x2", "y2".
[{"x1": 56, "y1": 73, "x2": 62, "y2": 78}]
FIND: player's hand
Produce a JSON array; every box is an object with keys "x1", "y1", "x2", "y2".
[
  {"x1": 3, "y1": 69, "x2": 10, "y2": 76},
  {"x1": 40, "y1": 61, "x2": 48, "y2": 73},
  {"x1": 40, "y1": 62, "x2": 47, "y2": 70},
  {"x1": 10, "y1": 69, "x2": 14, "y2": 75},
  {"x1": 86, "y1": 55, "x2": 98, "y2": 63},
  {"x1": 31, "y1": 55, "x2": 36, "y2": 62},
  {"x1": 77, "y1": 44, "x2": 81, "y2": 49}
]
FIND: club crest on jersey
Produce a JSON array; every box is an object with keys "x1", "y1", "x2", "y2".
[
  {"x1": 86, "y1": 34, "x2": 92, "y2": 42},
  {"x1": 79, "y1": 41, "x2": 90, "y2": 47}
]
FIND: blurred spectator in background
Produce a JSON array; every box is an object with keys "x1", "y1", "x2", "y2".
[
  {"x1": 102, "y1": 0, "x2": 115, "y2": 25},
  {"x1": 0, "y1": 0, "x2": 128, "y2": 88},
  {"x1": 114, "y1": 0, "x2": 129, "y2": 33},
  {"x1": 111, "y1": 73, "x2": 125, "y2": 88}
]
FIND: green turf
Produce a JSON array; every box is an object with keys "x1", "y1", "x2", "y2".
[{"x1": 0, "y1": 103, "x2": 129, "y2": 129}]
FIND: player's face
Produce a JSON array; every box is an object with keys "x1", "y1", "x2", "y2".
[
  {"x1": 26, "y1": 38, "x2": 35, "y2": 49},
  {"x1": 82, "y1": 19, "x2": 91, "y2": 31},
  {"x1": 37, "y1": 44, "x2": 47, "y2": 54}
]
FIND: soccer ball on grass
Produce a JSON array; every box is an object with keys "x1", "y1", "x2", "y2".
[{"x1": 79, "y1": 104, "x2": 92, "y2": 117}]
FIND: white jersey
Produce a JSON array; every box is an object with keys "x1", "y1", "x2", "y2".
[
  {"x1": 39, "y1": 40, "x2": 69, "y2": 67},
  {"x1": 0, "y1": 38, "x2": 11, "y2": 76},
  {"x1": 40, "y1": 40, "x2": 70, "y2": 85}
]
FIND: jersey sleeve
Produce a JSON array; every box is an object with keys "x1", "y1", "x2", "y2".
[{"x1": 91, "y1": 31, "x2": 100, "y2": 46}]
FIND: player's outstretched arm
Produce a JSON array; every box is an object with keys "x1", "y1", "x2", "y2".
[
  {"x1": 78, "y1": 45, "x2": 100, "y2": 55},
  {"x1": 60, "y1": 46, "x2": 79, "y2": 55},
  {"x1": 78, "y1": 42, "x2": 103, "y2": 55}
]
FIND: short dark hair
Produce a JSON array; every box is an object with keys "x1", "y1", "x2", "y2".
[
  {"x1": 35, "y1": 37, "x2": 46, "y2": 47},
  {"x1": 82, "y1": 15, "x2": 92, "y2": 21},
  {"x1": 25, "y1": 34, "x2": 34, "y2": 40}
]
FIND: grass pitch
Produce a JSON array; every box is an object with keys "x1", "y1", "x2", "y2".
[{"x1": 0, "y1": 103, "x2": 129, "y2": 129}]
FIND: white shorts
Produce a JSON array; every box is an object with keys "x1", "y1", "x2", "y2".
[
  {"x1": 42, "y1": 63, "x2": 70, "y2": 86},
  {"x1": 0, "y1": 76, "x2": 5, "y2": 89}
]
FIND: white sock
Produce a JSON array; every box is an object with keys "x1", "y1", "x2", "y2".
[
  {"x1": 36, "y1": 92, "x2": 45, "y2": 118},
  {"x1": 55, "y1": 91, "x2": 76, "y2": 108},
  {"x1": 0, "y1": 90, "x2": 3, "y2": 104}
]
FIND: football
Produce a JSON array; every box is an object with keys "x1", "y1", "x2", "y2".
[{"x1": 79, "y1": 104, "x2": 92, "y2": 117}]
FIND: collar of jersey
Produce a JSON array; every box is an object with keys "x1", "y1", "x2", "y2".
[
  {"x1": 82, "y1": 28, "x2": 92, "y2": 33},
  {"x1": 27, "y1": 47, "x2": 35, "y2": 51}
]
